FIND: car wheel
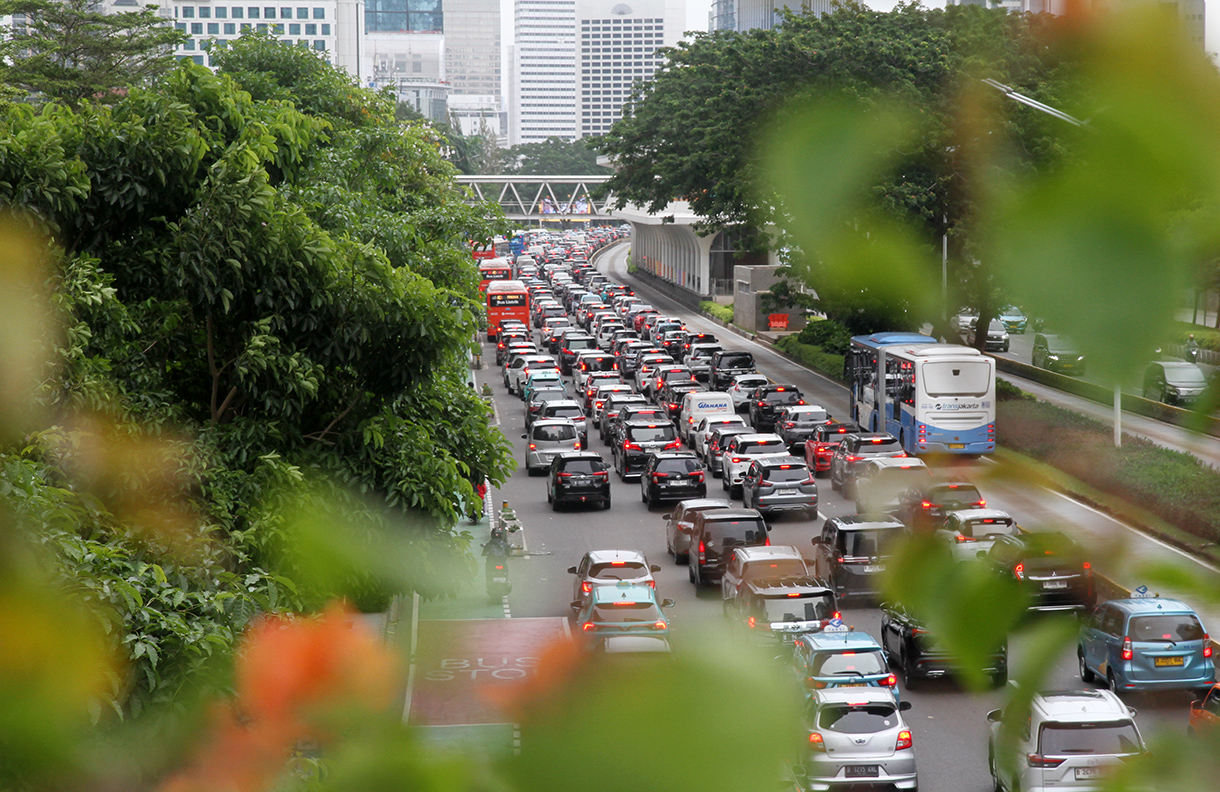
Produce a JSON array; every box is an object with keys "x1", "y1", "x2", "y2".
[
  {"x1": 721, "y1": 471, "x2": 729, "y2": 491},
  {"x1": 903, "y1": 652, "x2": 920, "y2": 690},
  {"x1": 547, "y1": 487, "x2": 553, "y2": 503},
  {"x1": 830, "y1": 469, "x2": 841, "y2": 492},
  {"x1": 602, "y1": 495, "x2": 611, "y2": 510},
  {"x1": 688, "y1": 563, "x2": 698, "y2": 585},
  {"x1": 1108, "y1": 670, "x2": 1121, "y2": 694},
  {"x1": 988, "y1": 749, "x2": 1005, "y2": 792},
  {"x1": 641, "y1": 486, "x2": 648, "y2": 504},
  {"x1": 1078, "y1": 650, "x2": 1095, "y2": 684}
]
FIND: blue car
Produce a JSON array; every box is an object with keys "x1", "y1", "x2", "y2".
[
  {"x1": 792, "y1": 623, "x2": 900, "y2": 702},
  {"x1": 1078, "y1": 595, "x2": 1215, "y2": 694}
]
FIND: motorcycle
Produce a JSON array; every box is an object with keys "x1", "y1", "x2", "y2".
[{"x1": 483, "y1": 527, "x2": 512, "y2": 598}]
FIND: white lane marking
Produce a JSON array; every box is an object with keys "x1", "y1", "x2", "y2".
[
  {"x1": 513, "y1": 724, "x2": 522, "y2": 755},
  {"x1": 401, "y1": 592, "x2": 421, "y2": 724}
]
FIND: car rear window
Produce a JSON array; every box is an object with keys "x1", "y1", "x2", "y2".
[
  {"x1": 705, "y1": 519, "x2": 767, "y2": 545},
  {"x1": 656, "y1": 458, "x2": 702, "y2": 474},
  {"x1": 548, "y1": 406, "x2": 585, "y2": 420},
  {"x1": 1128, "y1": 614, "x2": 1205, "y2": 642},
  {"x1": 764, "y1": 390, "x2": 802, "y2": 404},
  {"x1": 744, "y1": 559, "x2": 807, "y2": 580},
  {"x1": 812, "y1": 649, "x2": 887, "y2": 676},
  {"x1": 930, "y1": 485, "x2": 982, "y2": 507},
  {"x1": 1038, "y1": 722, "x2": 1142, "y2": 756},
  {"x1": 817, "y1": 703, "x2": 900, "y2": 734},
  {"x1": 562, "y1": 459, "x2": 606, "y2": 474},
  {"x1": 719, "y1": 353, "x2": 754, "y2": 367},
  {"x1": 628, "y1": 425, "x2": 677, "y2": 442},
  {"x1": 858, "y1": 438, "x2": 902, "y2": 454},
  {"x1": 533, "y1": 424, "x2": 576, "y2": 442},
  {"x1": 567, "y1": 338, "x2": 596, "y2": 350},
  {"x1": 740, "y1": 439, "x2": 784, "y2": 454},
  {"x1": 762, "y1": 595, "x2": 835, "y2": 623},
  {"x1": 762, "y1": 465, "x2": 811, "y2": 483},
  {"x1": 589, "y1": 561, "x2": 648, "y2": 579},
  {"x1": 837, "y1": 528, "x2": 899, "y2": 558},
  {"x1": 592, "y1": 602, "x2": 662, "y2": 623},
  {"x1": 960, "y1": 517, "x2": 1016, "y2": 539},
  {"x1": 790, "y1": 409, "x2": 828, "y2": 424}
]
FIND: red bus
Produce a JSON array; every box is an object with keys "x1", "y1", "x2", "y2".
[
  {"x1": 486, "y1": 280, "x2": 530, "y2": 341},
  {"x1": 472, "y1": 237, "x2": 510, "y2": 262},
  {"x1": 478, "y1": 257, "x2": 514, "y2": 293}
]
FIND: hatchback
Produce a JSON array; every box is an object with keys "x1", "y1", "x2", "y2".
[
  {"x1": 523, "y1": 418, "x2": 581, "y2": 475},
  {"x1": 982, "y1": 531, "x2": 1095, "y2": 613},
  {"x1": 829, "y1": 433, "x2": 905, "y2": 497},
  {"x1": 547, "y1": 451, "x2": 610, "y2": 510},
  {"x1": 1078, "y1": 595, "x2": 1215, "y2": 694},
  {"x1": 568, "y1": 549, "x2": 660, "y2": 611},
  {"x1": 895, "y1": 480, "x2": 986, "y2": 531},
  {"x1": 726, "y1": 372, "x2": 770, "y2": 410},
  {"x1": 663, "y1": 497, "x2": 731, "y2": 563},
  {"x1": 572, "y1": 582, "x2": 674, "y2": 639},
  {"x1": 792, "y1": 627, "x2": 900, "y2": 700},
  {"x1": 775, "y1": 405, "x2": 830, "y2": 453},
  {"x1": 748, "y1": 384, "x2": 804, "y2": 430},
  {"x1": 804, "y1": 421, "x2": 862, "y2": 475},
  {"x1": 938, "y1": 509, "x2": 1021, "y2": 561},
  {"x1": 852, "y1": 458, "x2": 932, "y2": 515},
  {"x1": 538, "y1": 400, "x2": 588, "y2": 447},
  {"x1": 881, "y1": 600, "x2": 1007, "y2": 689},
  {"x1": 615, "y1": 420, "x2": 681, "y2": 479},
  {"x1": 740, "y1": 457, "x2": 818, "y2": 518},
  {"x1": 796, "y1": 688, "x2": 917, "y2": 792}
]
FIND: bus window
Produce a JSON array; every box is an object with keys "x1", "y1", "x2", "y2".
[{"x1": 922, "y1": 361, "x2": 991, "y2": 397}]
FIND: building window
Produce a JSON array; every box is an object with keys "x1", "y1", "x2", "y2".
[
  {"x1": 199, "y1": 6, "x2": 210, "y2": 17},
  {"x1": 321, "y1": 23, "x2": 329, "y2": 33},
  {"x1": 215, "y1": 6, "x2": 227, "y2": 17},
  {"x1": 241, "y1": 22, "x2": 251, "y2": 29},
  {"x1": 182, "y1": 6, "x2": 194, "y2": 16},
  {"x1": 296, "y1": 6, "x2": 307, "y2": 17},
  {"x1": 224, "y1": 22, "x2": 235, "y2": 33},
  {"x1": 207, "y1": 22, "x2": 219, "y2": 33},
  {"x1": 289, "y1": 23, "x2": 300, "y2": 34},
  {"x1": 313, "y1": 39, "x2": 325, "y2": 49},
  {"x1": 175, "y1": 22, "x2": 186, "y2": 30},
  {"x1": 313, "y1": 6, "x2": 324, "y2": 17},
  {"x1": 192, "y1": 55, "x2": 205, "y2": 65},
  {"x1": 273, "y1": 22, "x2": 283, "y2": 32},
  {"x1": 281, "y1": 7, "x2": 291, "y2": 19},
  {"x1": 232, "y1": 7, "x2": 243, "y2": 17},
  {"x1": 184, "y1": 38, "x2": 195, "y2": 49},
  {"x1": 257, "y1": 22, "x2": 267, "y2": 30},
  {"x1": 264, "y1": 6, "x2": 276, "y2": 17},
  {"x1": 305, "y1": 23, "x2": 315, "y2": 34},
  {"x1": 191, "y1": 22, "x2": 202, "y2": 33},
  {"x1": 247, "y1": 6, "x2": 259, "y2": 17}
]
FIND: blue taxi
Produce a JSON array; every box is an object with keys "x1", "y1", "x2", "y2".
[
  {"x1": 572, "y1": 582, "x2": 675, "y2": 638},
  {"x1": 792, "y1": 621, "x2": 900, "y2": 702},
  {"x1": 1078, "y1": 591, "x2": 1215, "y2": 694}
]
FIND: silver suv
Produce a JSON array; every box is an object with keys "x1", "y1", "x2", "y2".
[
  {"x1": 987, "y1": 689, "x2": 1145, "y2": 792},
  {"x1": 794, "y1": 688, "x2": 917, "y2": 792}
]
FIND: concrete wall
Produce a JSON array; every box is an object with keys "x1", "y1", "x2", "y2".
[{"x1": 733, "y1": 264, "x2": 808, "y2": 333}]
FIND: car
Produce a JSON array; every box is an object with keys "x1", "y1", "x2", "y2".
[
  {"x1": 663, "y1": 497, "x2": 732, "y2": 563},
  {"x1": 938, "y1": 509, "x2": 1021, "y2": 561},
  {"x1": 658, "y1": 381, "x2": 704, "y2": 420},
  {"x1": 797, "y1": 421, "x2": 857, "y2": 477},
  {"x1": 504, "y1": 353, "x2": 555, "y2": 393},
  {"x1": 705, "y1": 424, "x2": 754, "y2": 476},
  {"x1": 598, "y1": 392, "x2": 649, "y2": 436},
  {"x1": 633, "y1": 353, "x2": 675, "y2": 391},
  {"x1": 614, "y1": 420, "x2": 681, "y2": 479},
  {"x1": 538, "y1": 400, "x2": 588, "y2": 447},
  {"x1": 740, "y1": 457, "x2": 818, "y2": 518},
  {"x1": 680, "y1": 332, "x2": 719, "y2": 359},
  {"x1": 579, "y1": 370, "x2": 624, "y2": 400},
  {"x1": 829, "y1": 433, "x2": 905, "y2": 498},
  {"x1": 568, "y1": 550, "x2": 660, "y2": 612},
  {"x1": 720, "y1": 544, "x2": 809, "y2": 604},
  {"x1": 588, "y1": 383, "x2": 636, "y2": 425},
  {"x1": 881, "y1": 600, "x2": 1007, "y2": 689},
  {"x1": 521, "y1": 369, "x2": 564, "y2": 403},
  {"x1": 523, "y1": 417, "x2": 581, "y2": 475},
  {"x1": 639, "y1": 451, "x2": 707, "y2": 507},
  {"x1": 649, "y1": 365, "x2": 697, "y2": 402},
  {"x1": 996, "y1": 305, "x2": 1028, "y2": 334},
  {"x1": 1143, "y1": 359, "x2": 1208, "y2": 405},
  {"x1": 950, "y1": 307, "x2": 978, "y2": 334},
  {"x1": 851, "y1": 458, "x2": 932, "y2": 514},
  {"x1": 590, "y1": 635, "x2": 673, "y2": 657},
  {"x1": 572, "y1": 351, "x2": 618, "y2": 393},
  {"x1": 987, "y1": 690, "x2": 1146, "y2": 792},
  {"x1": 546, "y1": 451, "x2": 611, "y2": 510},
  {"x1": 747, "y1": 384, "x2": 805, "y2": 430},
  {"x1": 774, "y1": 405, "x2": 830, "y2": 454},
  {"x1": 1190, "y1": 683, "x2": 1220, "y2": 736},
  {"x1": 895, "y1": 480, "x2": 986, "y2": 531},
  {"x1": 571, "y1": 582, "x2": 674, "y2": 638},
  {"x1": 966, "y1": 319, "x2": 1011, "y2": 352},
  {"x1": 606, "y1": 405, "x2": 668, "y2": 449},
  {"x1": 690, "y1": 410, "x2": 747, "y2": 457},
  {"x1": 658, "y1": 329, "x2": 689, "y2": 357},
  {"x1": 1032, "y1": 333, "x2": 1086, "y2": 375},
  {"x1": 730, "y1": 577, "x2": 839, "y2": 647},
  {"x1": 687, "y1": 507, "x2": 770, "y2": 587},
  {"x1": 684, "y1": 343, "x2": 723, "y2": 381},
  {"x1": 720, "y1": 433, "x2": 788, "y2": 495},
  {"x1": 1078, "y1": 595, "x2": 1215, "y2": 694},
  {"x1": 710, "y1": 350, "x2": 758, "y2": 390},
  {"x1": 792, "y1": 627, "x2": 900, "y2": 699},
  {"x1": 524, "y1": 387, "x2": 572, "y2": 428},
  {"x1": 981, "y1": 531, "x2": 1096, "y2": 613},
  {"x1": 810, "y1": 516, "x2": 906, "y2": 603},
  {"x1": 595, "y1": 322, "x2": 627, "y2": 350},
  {"x1": 794, "y1": 688, "x2": 917, "y2": 792}
]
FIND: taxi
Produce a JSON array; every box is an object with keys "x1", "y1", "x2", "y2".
[
  {"x1": 792, "y1": 622, "x2": 900, "y2": 701},
  {"x1": 1078, "y1": 590, "x2": 1215, "y2": 694},
  {"x1": 572, "y1": 582, "x2": 675, "y2": 638}
]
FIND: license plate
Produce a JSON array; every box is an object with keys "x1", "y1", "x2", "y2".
[
  {"x1": 837, "y1": 682, "x2": 866, "y2": 688},
  {"x1": 862, "y1": 565, "x2": 883, "y2": 573},
  {"x1": 1075, "y1": 767, "x2": 1104, "y2": 780},
  {"x1": 1043, "y1": 579, "x2": 1068, "y2": 589},
  {"x1": 1155, "y1": 656, "x2": 1185, "y2": 667},
  {"x1": 779, "y1": 488, "x2": 797, "y2": 496},
  {"x1": 948, "y1": 443, "x2": 965, "y2": 449},
  {"x1": 572, "y1": 476, "x2": 589, "y2": 484},
  {"x1": 845, "y1": 765, "x2": 879, "y2": 778}
]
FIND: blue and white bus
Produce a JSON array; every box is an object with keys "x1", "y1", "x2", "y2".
[{"x1": 848, "y1": 334, "x2": 995, "y2": 456}]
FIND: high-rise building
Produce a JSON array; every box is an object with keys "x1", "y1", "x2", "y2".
[
  {"x1": 512, "y1": 0, "x2": 578, "y2": 144},
  {"x1": 709, "y1": 0, "x2": 830, "y2": 32},
  {"x1": 944, "y1": 0, "x2": 1204, "y2": 49},
  {"x1": 443, "y1": 0, "x2": 500, "y2": 96},
  {"x1": 160, "y1": 1, "x2": 343, "y2": 68}
]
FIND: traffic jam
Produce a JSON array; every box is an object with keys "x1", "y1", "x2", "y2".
[{"x1": 481, "y1": 230, "x2": 1220, "y2": 792}]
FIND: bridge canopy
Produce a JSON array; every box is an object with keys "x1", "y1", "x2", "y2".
[{"x1": 456, "y1": 175, "x2": 617, "y2": 221}]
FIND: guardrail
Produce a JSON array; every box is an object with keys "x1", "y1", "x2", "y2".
[{"x1": 990, "y1": 354, "x2": 1220, "y2": 439}]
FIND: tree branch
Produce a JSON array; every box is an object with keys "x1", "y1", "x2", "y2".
[{"x1": 306, "y1": 397, "x2": 361, "y2": 444}]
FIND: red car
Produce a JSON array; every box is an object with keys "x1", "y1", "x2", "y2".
[
  {"x1": 1191, "y1": 683, "x2": 1220, "y2": 735},
  {"x1": 805, "y1": 421, "x2": 861, "y2": 475}
]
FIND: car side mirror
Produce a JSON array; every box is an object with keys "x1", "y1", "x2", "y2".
[
  {"x1": 661, "y1": 598, "x2": 676, "y2": 608},
  {"x1": 811, "y1": 537, "x2": 822, "y2": 545},
  {"x1": 986, "y1": 709, "x2": 1003, "y2": 724},
  {"x1": 899, "y1": 701, "x2": 912, "y2": 712},
  {"x1": 521, "y1": 433, "x2": 527, "y2": 438},
  {"x1": 567, "y1": 566, "x2": 578, "y2": 575},
  {"x1": 570, "y1": 600, "x2": 582, "y2": 610},
  {"x1": 662, "y1": 512, "x2": 673, "y2": 520},
  {"x1": 650, "y1": 564, "x2": 661, "y2": 573}
]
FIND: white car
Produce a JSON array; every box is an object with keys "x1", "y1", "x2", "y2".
[
  {"x1": 692, "y1": 415, "x2": 749, "y2": 458},
  {"x1": 505, "y1": 354, "x2": 557, "y2": 394},
  {"x1": 634, "y1": 353, "x2": 675, "y2": 391},
  {"x1": 938, "y1": 509, "x2": 1021, "y2": 561},
  {"x1": 719, "y1": 433, "x2": 787, "y2": 495},
  {"x1": 727, "y1": 373, "x2": 771, "y2": 411}
]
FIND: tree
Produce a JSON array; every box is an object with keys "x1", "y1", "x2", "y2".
[
  {"x1": 500, "y1": 136, "x2": 609, "y2": 175},
  {"x1": 0, "y1": 0, "x2": 185, "y2": 104}
]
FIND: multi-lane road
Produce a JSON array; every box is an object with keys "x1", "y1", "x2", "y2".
[{"x1": 466, "y1": 243, "x2": 1218, "y2": 790}]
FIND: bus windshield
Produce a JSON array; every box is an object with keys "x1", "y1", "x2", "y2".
[{"x1": 922, "y1": 360, "x2": 992, "y2": 397}]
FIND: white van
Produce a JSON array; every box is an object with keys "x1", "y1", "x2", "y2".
[{"x1": 679, "y1": 391, "x2": 735, "y2": 443}]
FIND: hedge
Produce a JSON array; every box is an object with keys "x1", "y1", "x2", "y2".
[
  {"x1": 775, "y1": 335, "x2": 846, "y2": 383},
  {"x1": 700, "y1": 301, "x2": 734, "y2": 323},
  {"x1": 997, "y1": 389, "x2": 1220, "y2": 544},
  {"x1": 796, "y1": 318, "x2": 852, "y2": 355}
]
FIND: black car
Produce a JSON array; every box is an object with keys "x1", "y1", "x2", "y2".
[
  {"x1": 828, "y1": 433, "x2": 905, "y2": 497},
  {"x1": 559, "y1": 335, "x2": 598, "y2": 374},
  {"x1": 809, "y1": 515, "x2": 905, "y2": 602},
  {"x1": 680, "y1": 332, "x2": 719, "y2": 361},
  {"x1": 982, "y1": 531, "x2": 1096, "y2": 613},
  {"x1": 895, "y1": 480, "x2": 986, "y2": 531},
  {"x1": 687, "y1": 507, "x2": 769, "y2": 587},
  {"x1": 1031, "y1": 333, "x2": 1086, "y2": 376},
  {"x1": 748, "y1": 384, "x2": 805, "y2": 430},
  {"x1": 547, "y1": 451, "x2": 611, "y2": 510},
  {"x1": 605, "y1": 404, "x2": 667, "y2": 447},
  {"x1": 880, "y1": 600, "x2": 1007, "y2": 688},
  {"x1": 658, "y1": 381, "x2": 704, "y2": 419},
  {"x1": 598, "y1": 392, "x2": 649, "y2": 437},
  {"x1": 614, "y1": 420, "x2": 681, "y2": 479},
  {"x1": 709, "y1": 350, "x2": 757, "y2": 390},
  {"x1": 640, "y1": 451, "x2": 707, "y2": 507}
]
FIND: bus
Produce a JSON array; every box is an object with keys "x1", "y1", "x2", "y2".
[
  {"x1": 486, "y1": 280, "x2": 530, "y2": 341},
  {"x1": 509, "y1": 230, "x2": 527, "y2": 257},
  {"x1": 472, "y1": 237, "x2": 511, "y2": 263},
  {"x1": 847, "y1": 334, "x2": 995, "y2": 456},
  {"x1": 478, "y1": 257, "x2": 514, "y2": 293}
]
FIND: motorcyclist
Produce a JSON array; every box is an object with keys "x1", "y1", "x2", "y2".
[
  {"x1": 1185, "y1": 334, "x2": 1200, "y2": 363},
  {"x1": 482, "y1": 526, "x2": 510, "y2": 586}
]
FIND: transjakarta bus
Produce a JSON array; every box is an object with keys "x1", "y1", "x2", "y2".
[
  {"x1": 477, "y1": 257, "x2": 514, "y2": 293},
  {"x1": 486, "y1": 280, "x2": 530, "y2": 341},
  {"x1": 848, "y1": 337, "x2": 995, "y2": 456}
]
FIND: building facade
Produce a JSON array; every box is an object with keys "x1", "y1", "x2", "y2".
[
  {"x1": 512, "y1": 0, "x2": 579, "y2": 144},
  {"x1": 164, "y1": 0, "x2": 342, "y2": 67},
  {"x1": 709, "y1": 0, "x2": 831, "y2": 32}
]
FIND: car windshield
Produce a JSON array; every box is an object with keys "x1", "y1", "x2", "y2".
[
  {"x1": 744, "y1": 559, "x2": 807, "y2": 581},
  {"x1": 562, "y1": 459, "x2": 606, "y2": 474},
  {"x1": 922, "y1": 361, "x2": 992, "y2": 397},
  {"x1": 930, "y1": 485, "x2": 982, "y2": 507},
  {"x1": 705, "y1": 520, "x2": 768, "y2": 546},
  {"x1": 837, "y1": 529, "x2": 898, "y2": 558},
  {"x1": 813, "y1": 649, "x2": 887, "y2": 676},
  {"x1": 1128, "y1": 614, "x2": 1205, "y2": 642},
  {"x1": 960, "y1": 517, "x2": 1016, "y2": 539},
  {"x1": 1039, "y1": 722, "x2": 1142, "y2": 756},
  {"x1": 763, "y1": 466, "x2": 810, "y2": 483},
  {"x1": 656, "y1": 458, "x2": 702, "y2": 474},
  {"x1": 629, "y1": 426, "x2": 677, "y2": 442},
  {"x1": 534, "y1": 425, "x2": 576, "y2": 442},
  {"x1": 589, "y1": 562, "x2": 648, "y2": 580},
  {"x1": 762, "y1": 595, "x2": 835, "y2": 623},
  {"x1": 1165, "y1": 365, "x2": 1207, "y2": 386},
  {"x1": 1044, "y1": 336, "x2": 1079, "y2": 354},
  {"x1": 591, "y1": 602, "x2": 663, "y2": 623},
  {"x1": 740, "y1": 440, "x2": 784, "y2": 454},
  {"x1": 817, "y1": 703, "x2": 900, "y2": 734}
]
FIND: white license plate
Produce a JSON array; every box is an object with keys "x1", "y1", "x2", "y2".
[
  {"x1": 862, "y1": 565, "x2": 883, "y2": 573},
  {"x1": 1075, "y1": 767, "x2": 1104, "y2": 780},
  {"x1": 778, "y1": 488, "x2": 797, "y2": 496},
  {"x1": 572, "y1": 476, "x2": 590, "y2": 484},
  {"x1": 1043, "y1": 579, "x2": 1068, "y2": 589},
  {"x1": 845, "y1": 765, "x2": 879, "y2": 778}
]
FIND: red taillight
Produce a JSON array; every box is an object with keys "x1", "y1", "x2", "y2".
[
  {"x1": 808, "y1": 732, "x2": 825, "y2": 751},
  {"x1": 581, "y1": 622, "x2": 596, "y2": 632},
  {"x1": 880, "y1": 674, "x2": 897, "y2": 687},
  {"x1": 1121, "y1": 637, "x2": 1133, "y2": 661},
  {"x1": 757, "y1": 400, "x2": 766, "y2": 406},
  {"x1": 529, "y1": 443, "x2": 537, "y2": 450},
  {"x1": 977, "y1": 499, "x2": 987, "y2": 508},
  {"x1": 581, "y1": 581, "x2": 592, "y2": 593},
  {"x1": 896, "y1": 730, "x2": 913, "y2": 751},
  {"x1": 955, "y1": 535, "x2": 976, "y2": 543},
  {"x1": 1205, "y1": 637, "x2": 1213, "y2": 659},
  {"x1": 921, "y1": 500, "x2": 933, "y2": 509},
  {"x1": 1027, "y1": 754, "x2": 1064, "y2": 768},
  {"x1": 574, "y1": 441, "x2": 581, "y2": 450},
  {"x1": 1014, "y1": 562, "x2": 1024, "y2": 580},
  {"x1": 653, "y1": 620, "x2": 667, "y2": 630},
  {"x1": 693, "y1": 472, "x2": 704, "y2": 482},
  {"x1": 558, "y1": 472, "x2": 572, "y2": 478},
  {"x1": 748, "y1": 616, "x2": 756, "y2": 629},
  {"x1": 731, "y1": 457, "x2": 741, "y2": 463},
  {"x1": 1082, "y1": 561, "x2": 1092, "y2": 571},
  {"x1": 663, "y1": 439, "x2": 681, "y2": 450},
  {"x1": 846, "y1": 455, "x2": 862, "y2": 462},
  {"x1": 764, "y1": 536, "x2": 771, "y2": 546},
  {"x1": 652, "y1": 473, "x2": 668, "y2": 482},
  {"x1": 625, "y1": 441, "x2": 641, "y2": 451}
]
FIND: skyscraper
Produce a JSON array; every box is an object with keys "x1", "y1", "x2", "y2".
[{"x1": 512, "y1": 0, "x2": 579, "y2": 144}]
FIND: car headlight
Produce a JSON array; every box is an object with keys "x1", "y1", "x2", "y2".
[
  {"x1": 1167, "y1": 386, "x2": 1180, "y2": 395},
  {"x1": 1046, "y1": 354, "x2": 1059, "y2": 361}
]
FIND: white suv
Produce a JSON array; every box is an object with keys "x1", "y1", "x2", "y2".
[
  {"x1": 987, "y1": 689, "x2": 1145, "y2": 792},
  {"x1": 719, "y1": 433, "x2": 787, "y2": 496}
]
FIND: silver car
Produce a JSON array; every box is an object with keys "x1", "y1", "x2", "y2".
[
  {"x1": 523, "y1": 418, "x2": 581, "y2": 475},
  {"x1": 662, "y1": 497, "x2": 731, "y2": 563},
  {"x1": 795, "y1": 688, "x2": 917, "y2": 792}
]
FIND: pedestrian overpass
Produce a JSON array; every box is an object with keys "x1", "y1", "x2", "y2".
[{"x1": 455, "y1": 175, "x2": 617, "y2": 222}]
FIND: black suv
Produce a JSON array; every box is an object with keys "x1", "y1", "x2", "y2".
[
  {"x1": 828, "y1": 433, "x2": 904, "y2": 497},
  {"x1": 732, "y1": 577, "x2": 839, "y2": 648},
  {"x1": 809, "y1": 515, "x2": 905, "y2": 602},
  {"x1": 659, "y1": 381, "x2": 704, "y2": 419},
  {"x1": 640, "y1": 451, "x2": 707, "y2": 507},
  {"x1": 895, "y1": 480, "x2": 986, "y2": 531},
  {"x1": 614, "y1": 420, "x2": 680, "y2": 479},
  {"x1": 547, "y1": 451, "x2": 611, "y2": 510},
  {"x1": 747, "y1": 384, "x2": 805, "y2": 431},
  {"x1": 598, "y1": 392, "x2": 649, "y2": 437},
  {"x1": 709, "y1": 350, "x2": 757, "y2": 390},
  {"x1": 880, "y1": 600, "x2": 1007, "y2": 688},
  {"x1": 605, "y1": 404, "x2": 667, "y2": 447},
  {"x1": 982, "y1": 531, "x2": 1095, "y2": 613},
  {"x1": 559, "y1": 335, "x2": 598, "y2": 374},
  {"x1": 688, "y1": 508, "x2": 769, "y2": 587}
]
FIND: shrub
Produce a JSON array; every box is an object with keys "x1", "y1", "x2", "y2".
[
  {"x1": 700, "y1": 301, "x2": 734, "y2": 323},
  {"x1": 995, "y1": 377, "x2": 1033, "y2": 402},
  {"x1": 797, "y1": 318, "x2": 852, "y2": 354},
  {"x1": 775, "y1": 335, "x2": 845, "y2": 382}
]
